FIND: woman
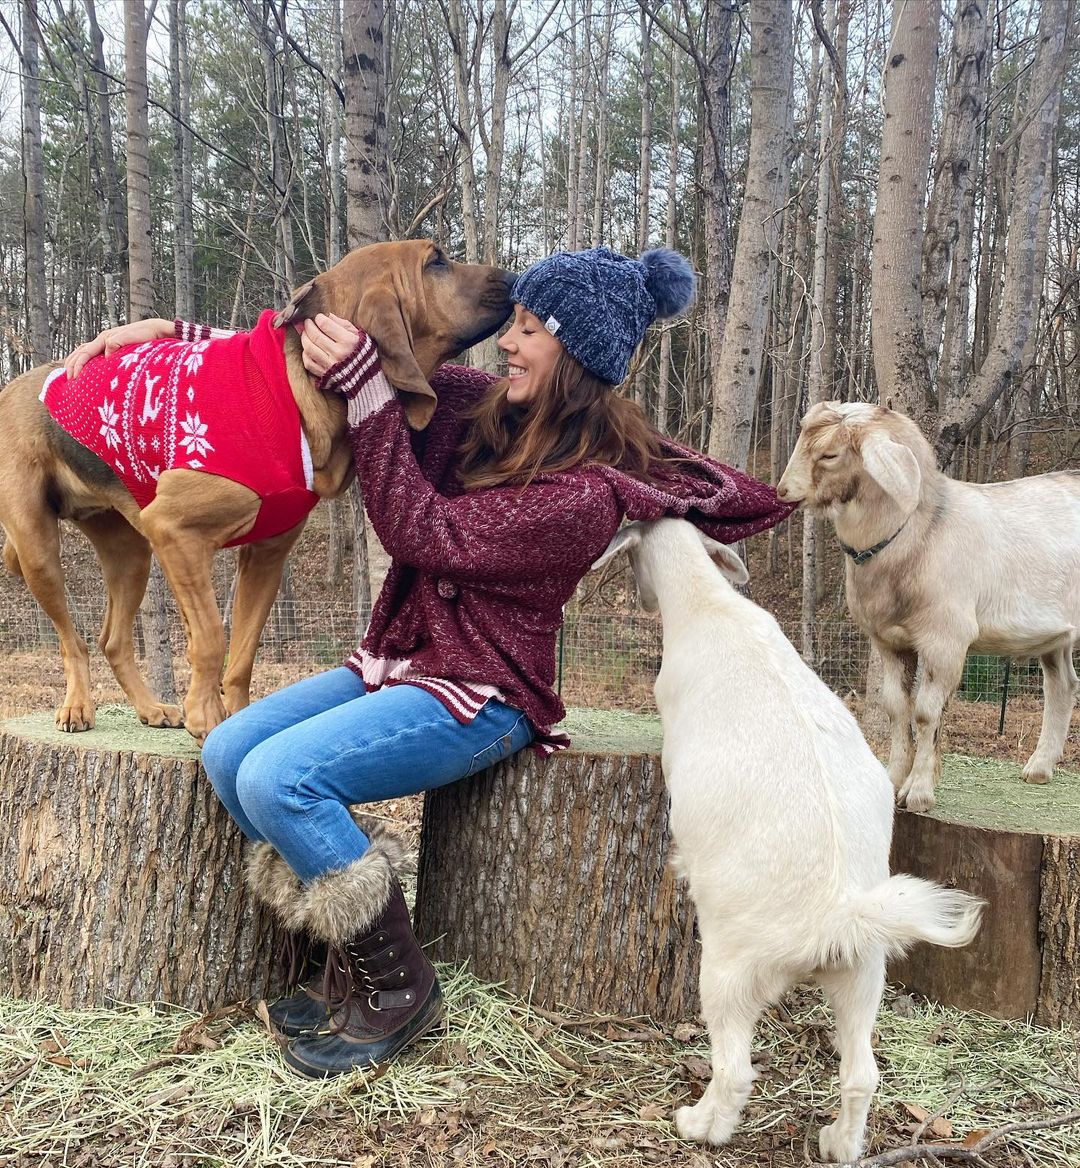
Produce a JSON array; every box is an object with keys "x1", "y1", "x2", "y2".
[{"x1": 71, "y1": 247, "x2": 792, "y2": 1078}]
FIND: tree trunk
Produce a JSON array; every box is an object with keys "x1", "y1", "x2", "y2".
[
  {"x1": 707, "y1": 0, "x2": 793, "y2": 469},
  {"x1": 20, "y1": 0, "x2": 50, "y2": 365},
  {"x1": 85, "y1": 0, "x2": 127, "y2": 322},
  {"x1": 416, "y1": 712, "x2": 700, "y2": 1020},
  {"x1": 870, "y1": 0, "x2": 940, "y2": 429},
  {"x1": 802, "y1": 4, "x2": 834, "y2": 663},
  {"x1": 935, "y1": 0, "x2": 1072, "y2": 465},
  {"x1": 0, "y1": 710, "x2": 283, "y2": 1009},
  {"x1": 343, "y1": 0, "x2": 388, "y2": 248},
  {"x1": 655, "y1": 59, "x2": 679, "y2": 434},
  {"x1": 169, "y1": 0, "x2": 195, "y2": 320},
  {"x1": 922, "y1": 0, "x2": 992, "y2": 387},
  {"x1": 124, "y1": 0, "x2": 154, "y2": 319},
  {"x1": 701, "y1": 0, "x2": 735, "y2": 444}
]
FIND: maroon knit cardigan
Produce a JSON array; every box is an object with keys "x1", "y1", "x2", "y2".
[{"x1": 346, "y1": 364, "x2": 794, "y2": 737}]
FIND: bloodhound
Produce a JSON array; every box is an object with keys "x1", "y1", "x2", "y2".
[{"x1": 0, "y1": 241, "x2": 514, "y2": 741}]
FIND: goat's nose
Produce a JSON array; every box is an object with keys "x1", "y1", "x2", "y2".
[{"x1": 776, "y1": 481, "x2": 789, "y2": 499}]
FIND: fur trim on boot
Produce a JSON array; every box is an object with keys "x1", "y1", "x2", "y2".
[
  {"x1": 245, "y1": 843, "x2": 307, "y2": 932},
  {"x1": 300, "y1": 823, "x2": 412, "y2": 946}
]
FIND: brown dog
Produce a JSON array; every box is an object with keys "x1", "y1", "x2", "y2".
[{"x1": 0, "y1": 241, "x2": 514, "y2": 741}]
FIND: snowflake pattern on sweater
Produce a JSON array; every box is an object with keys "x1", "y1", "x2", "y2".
[{"x1": 40, "y1": 310, "x2": 319, "y2": 547}]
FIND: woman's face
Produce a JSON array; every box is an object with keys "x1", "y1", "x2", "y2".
[{"x1": 498, "y1": 305, "x2": 564, "y2": 404}]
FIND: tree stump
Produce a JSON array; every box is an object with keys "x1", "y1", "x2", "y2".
[
  {"x1": 415, "y1": 709, "x2": 702, "y2": 1021},
  {"x1": 889, "y1": 756, "x2": 1080, "y2": 1027},
  {"x1": 0, "y1": 706, "x2": 282, "y2": 1010}
]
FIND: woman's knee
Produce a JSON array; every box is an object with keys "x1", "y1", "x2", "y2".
[
  {"x1": 201, "y1": 716, "x2": 250, "y2": 798},
  {"x1": 234, "y1": 738, "x2": 303, "y2": 833}
]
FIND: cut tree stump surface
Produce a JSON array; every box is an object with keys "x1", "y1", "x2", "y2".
[
  {"x1": 890, "y1": 755, "x2": 1079, "y2": 1027},
  {"x1": 0, "y1": 706, "x2": 281, "y2": 1010}
]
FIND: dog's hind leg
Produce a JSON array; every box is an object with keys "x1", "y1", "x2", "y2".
[
  {"x1": 3, "y1": 508, "x2": 94, "y2": 730},
  {"x1": 222, "y1": 521, "x2": 306, "y2": 715},
  {"x1": 815, "y1": 955, "x2": 885, "y2": 1163},
  {"x1": 74, "y1": 512, "x2": 184, "y2": 729}
]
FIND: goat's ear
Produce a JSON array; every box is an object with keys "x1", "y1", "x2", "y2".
[
  {"x1": 860, "y1": 430, "x2": 921, "y2": 512},
  {"x1": 699, "y1": 534, "x2": 749, "y2": 586},
  {"x1": 591, "y1": 524, "x2": 642, "y2": 572}
]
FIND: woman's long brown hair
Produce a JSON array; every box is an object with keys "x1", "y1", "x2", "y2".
[{"x1": 456, "y1": 350, "x2": 665, "y2": 490}]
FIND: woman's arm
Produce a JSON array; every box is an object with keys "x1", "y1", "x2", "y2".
[{"x1": 314, "y1": 317, "x2": 620, "y2": 582}]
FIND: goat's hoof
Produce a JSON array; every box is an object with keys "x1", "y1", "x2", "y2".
[
  {"x1": 1021, "y1": 764, "x2": 1052, "y2": 786},
  {"x1": 674, "y1": 1102, "x2": 734, "y2": 1146},
  {"x1": 896, "y1": 781, "x2": 935, "y2": 813},
  {"x1": 139, "y1": 703, "x2": 184, "y2": 729},
  {"x1": 818, "y1": 1122, "x2": 862, "y2": 1164},
  {"x1": 55, "y1": 700, "x2": 95, "y2": 733}
]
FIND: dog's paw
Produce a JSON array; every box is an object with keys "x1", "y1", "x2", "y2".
[
  {"x1": 818, "y1": 1121, "x2": 863, "y2": 1164},
  {"x1": 139, "y1": 703, "x2": 184, "y2": 729},
  {"x1": 55, "y1": 700, "x2": 95, "y2": 732},
  {"x1": 674, "y1": 1102, "x2": 735, "y2": 1146}
]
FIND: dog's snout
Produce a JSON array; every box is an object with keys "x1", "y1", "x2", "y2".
[{"x1": 497, "y1": 269, "x2": 518, "y2": 295}]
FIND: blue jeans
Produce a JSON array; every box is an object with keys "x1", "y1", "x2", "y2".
[{"x1": 201, "y1": 667, "x2": 534, "y2": 882}]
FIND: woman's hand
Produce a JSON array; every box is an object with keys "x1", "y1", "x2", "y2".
[
  {"x1": 300, "y1": 313, "x2": 366, "y2": 381},
  {"x1": 63, "y1": 318, "x2": 174, "y2": 380}
]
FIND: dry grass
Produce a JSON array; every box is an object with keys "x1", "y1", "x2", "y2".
[{"x1": 2, "y1": 975, "x2": 1079, "y2": 1168}]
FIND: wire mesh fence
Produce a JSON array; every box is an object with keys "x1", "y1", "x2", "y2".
[{"x1": 0, "y1": 511, "x2": 1059, "y2": 710}]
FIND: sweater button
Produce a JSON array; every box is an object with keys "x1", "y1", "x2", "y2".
[{"x1": 436, "y1": 578, "x2": 459, "y2": 600}]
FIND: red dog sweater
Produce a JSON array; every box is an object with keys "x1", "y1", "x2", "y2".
[{"x1": 40, "y1": 310, "x2": 319, "y2": 546}]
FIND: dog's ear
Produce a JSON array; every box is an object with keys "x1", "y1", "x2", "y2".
[
  {"x1": 359, "y1": 290, "x2": 437, "y2": 431},
  {"x1": 273, "y1": 279, "x2": 323, "y2": 328}
]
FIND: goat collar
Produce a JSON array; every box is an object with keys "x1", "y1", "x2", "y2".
[{"x1": 838, "y1": 518, "x2": 909, "y2": 565}]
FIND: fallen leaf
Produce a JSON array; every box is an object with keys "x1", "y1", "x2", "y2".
[
  {"x1": 962, "y1": 1129, "x2": 991, "y2": 1148},
  {"x1": 418, "y1": 1108, "x2": 437, "y2": 1127},
  {"x1": 681, "y1": 1055, "x2": 712, "y2": 1081},
  {"x1": 638, "y1": 1102, "x2": 667, "y2": 1121},
  {"x1": 673, "y1": 1023, "x2": 702, "y2": 1043},
  {"x1": 481, "y1": 1139, "x2": 498, "y2": 1155}
]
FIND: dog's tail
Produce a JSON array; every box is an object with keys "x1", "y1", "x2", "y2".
[{"x1": 823, "y1": 874, "x2": 984, "y2": 965}]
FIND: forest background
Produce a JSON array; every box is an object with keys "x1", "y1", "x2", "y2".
[{"x1": 0, "y1": 0, "x2": 1077, "y2": 714}]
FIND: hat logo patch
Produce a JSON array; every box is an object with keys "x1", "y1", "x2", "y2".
[{"x1": 544, "y1": 315, "x2": 561, "y2": 335}]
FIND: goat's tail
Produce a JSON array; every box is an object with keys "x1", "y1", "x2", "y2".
[{"x1": 825, "y1": 874, "x2": 984, "y2": 965}]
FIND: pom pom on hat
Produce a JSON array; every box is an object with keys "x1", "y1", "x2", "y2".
[
  {"x1": 511, "y1": 245, "x2": 697, "y2": 385},
  {"x1": 641, "y1": 248, "x2": 696, "y2": 319}
]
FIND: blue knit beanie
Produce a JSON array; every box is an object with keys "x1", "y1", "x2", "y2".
[{"x1": 511, "y1": 246, "x2": 696, "y2": 385}]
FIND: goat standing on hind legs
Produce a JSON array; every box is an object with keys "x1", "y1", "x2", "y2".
[
  {"x1": 592, "y1": 518, "x2": 983, "y2": 1163},
  {"x1": 778, "y1": 401, "x2": 1080, "y2": 812}
]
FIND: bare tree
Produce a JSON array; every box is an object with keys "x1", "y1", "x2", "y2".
[
  {"x1": 344, "y1": 0, "x2": 388, "y2": 249},
  {"x1": 936, "y1": 0, "x2": 1073, "y2": 465},
  {"x1": 19, "y1": 0, "x2": 50, "y2": 365},
  {"x1": 169, "y1": 0, "x2": 195, "y2": 319},
  {"x1": 707, "y1": 0, "x2": 794, "y2": 469},
  {"x1": 869, "y1": 0, "x2": 941, "y2": 430}
]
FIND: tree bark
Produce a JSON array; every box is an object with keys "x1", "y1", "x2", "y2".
[
  {"x1": 870, "y1": 0, "x2": 940, "y2": 429},
  {"x1": 921, "y1": 0, "x2": 992, "y2": 387},
  {"x1": 701, "y1": 0, "x2": 735, "y2": 443},
  {"x1": 707, "y1": 0, "x2": 794, "y2": 469},
  {"x1": 343, "y1": 0, "x2": 388, "y2": 248},
  {"x1": 416, "y1": 715, "x2": 700, "y2": 1021},
  {"x1": 20, "y1": 0, "x2": 50, "y2": 366},
  {"x1": 935, "y1": 0, "x2": 1072, "y2": 465},
  {"x1": 124, "y1": 0, "x2": 154, "y2": 319},
  {"x1": 0, "y1": 711, "x2": 283, "y2": 1009},
  {"x1": 169, "y1": 0, "x2": 195, "y2": 319}
]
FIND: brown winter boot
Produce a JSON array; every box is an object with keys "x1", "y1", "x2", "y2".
[
  {"x1": 246, "y1": 842, "x2": 330, "y2": 1038},
  {"x1": 283, "y1": 835, "x2": 442, "y2": 1078}
]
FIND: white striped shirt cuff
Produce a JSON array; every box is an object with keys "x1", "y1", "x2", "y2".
[
  {"x1": 345, "y1": 368, "x2": 396, "y2": 425},
  {"x1": 174, "y1": 319, "x2": 236, "y2": 342}
]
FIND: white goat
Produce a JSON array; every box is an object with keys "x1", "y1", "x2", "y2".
[
  {"x1": 778, "y1": 401, "x2": 1080, "y2": 812},
  {"x1": 593, "y1": 518, "x2": 983, "y2": 1163}
]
